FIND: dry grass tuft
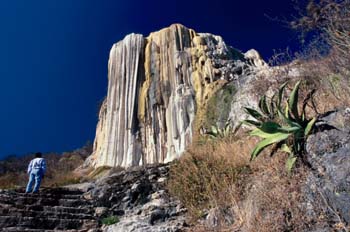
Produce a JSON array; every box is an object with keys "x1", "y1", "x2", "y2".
[{"x1": 168, "y1": 134, "x2": 252, "y2": 221}]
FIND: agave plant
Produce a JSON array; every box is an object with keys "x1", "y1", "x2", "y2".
[
  {"x1": 243, "y1": 81, "x2": 317, "y2": 172},
  {"x1": 206, "y1": 121, "x2": 233, "y2": 139}
]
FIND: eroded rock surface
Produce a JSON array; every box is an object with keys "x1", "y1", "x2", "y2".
[
  {"x1": 88, "y1": 24, "x2": 266, "y2": 168},
  {"x1": 86, "y1": 163, "x2": 186, "y2": 232},
  {"x1": 305, "y1": 108, "x2": 350, "y2": 230}
]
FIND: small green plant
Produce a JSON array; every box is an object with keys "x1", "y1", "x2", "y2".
[
  {"x1": 243, "y1": 81, "x2": 317, "y2": 172},
  {"x1": 101, "y1": 215, "x2": 119, "y2": 225},
  {"x1": 205, "y1": 121, "x2": 233, "y2": 139}
]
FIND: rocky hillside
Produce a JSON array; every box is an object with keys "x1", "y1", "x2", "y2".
[
  {"x1": 87, "y1": 24, "x2": 267, "y2": 168},
  {"x1": 0, "y1": 163, "x2": 186, "y2": 232}
]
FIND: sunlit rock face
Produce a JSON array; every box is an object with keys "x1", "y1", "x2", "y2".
[{"x1": 89, "y1": 24, "x2": 263, "y2": 167}]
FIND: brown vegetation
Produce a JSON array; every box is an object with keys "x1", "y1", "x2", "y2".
[
  {"x1": 168, "y1": 130, "x2": 321, "y2": 231},
  {"x1": 167, "y1": 133, "x2": 253, "y2": 220},
  {"x1": 0, "y1": 143, "x2": 92, "y2": 189}
]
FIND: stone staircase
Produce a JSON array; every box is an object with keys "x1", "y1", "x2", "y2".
[{"x1": 0, "y1": 188, "x2": 100, "y2": 232}]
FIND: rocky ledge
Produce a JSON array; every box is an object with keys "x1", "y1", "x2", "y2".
[
  {"x1": 83, "y1": 163, "x2": 187, "y2": 232},
  {"x1": 0, "y1": 163, "x2": 186, "y2": 232}
]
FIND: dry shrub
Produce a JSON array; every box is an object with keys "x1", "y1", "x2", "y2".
[
  {"x1": 167, "y1": 134, "x2": 254, "y2": 225},
  {"x1": 0, "y1": 173, "x2": 27, "y2": 189},
  {"x1": 47, "y1": 172, "x2": 82, "y2": 187},
  {"x1": 241, "y1": 152, "x2": 309, "y2": 232},
  {"x1": 291, "y1": 0, "x2": 350, "y2": 75}
]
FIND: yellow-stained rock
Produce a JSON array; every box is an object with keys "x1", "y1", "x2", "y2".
[{"x1": 88, "y1": 24, "x2": 262, "y2": 168}]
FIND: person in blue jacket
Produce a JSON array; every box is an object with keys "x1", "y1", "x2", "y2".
[{"x1": 26, "y1": 152, "x2": 47, "y2": 193}]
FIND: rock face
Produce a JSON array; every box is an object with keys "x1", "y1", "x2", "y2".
[
  {"x1": 305, "y1": 108, "x2": 350, "y2": 230},
  {"x1": 89, "y1": 24, "x2": 264, "y2": 168},
  {"x1": 87, "y1": 163, "x2": 186, "y2": 232}
]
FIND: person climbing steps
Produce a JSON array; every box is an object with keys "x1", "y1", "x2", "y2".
[{"x1": 25, "y1": 152, "x2": 46, "y2": 193}]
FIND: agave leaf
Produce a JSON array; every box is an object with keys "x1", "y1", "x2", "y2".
[
  {"x1": 269, "y1": 102, "x2": 276, "y2": 119},
  {"x1": 224, "y1": 125, "x2": 231, "y2": 136},
  {"x1": 260, "y1": 121, "x2": 281, "y2": 132},
  {"x1": 278, "y1": 82, "x2": 288, "y2": 109},
  {"x1": 302, "y1": 89, "x2": 316, "y2": 117},
  {"x1": 277, "y1": 109, "x2": 302, "y2": 128},
  {"x1": 250, "y1": 127, "x2": 289, "y2": 139},
  {"x1": 304, "y1": 117, "x2": 316, "y2": 136},
  {"x1": 206, "y1": 131, "x2": 217, "y2": 137},
  {"x1": 295, "y1": 129, "x2": 305, "y2": 140},
  {"x1": 251, "y1": 133, "x2": 290, "y2": 160},
  {"x1": 209, "y1": 134, "x2": 217, "y2": 139},
  {"x1": 269, "y1": 93, "x2": 276, "y2": 118},
  {"x1": 281, "y1": 143, "x2": 292, "y2": 154},
  {"x1": 286, "y1": 155, "x2": 297, "y2": 173},
  {"x1": 218, "y1": 128, "x2": 224, "y2": 137},
  {"x1": 242, "y1": 120, "x2": 262, "y2": 127},
  {"x1": 259, "y1": 95, "x2": 270, "y2": 115},
  {"x1": 288, "y1": 81, "x2": 301, "y2": 120},
  {"x1": 278, "y1": 126, "x2": 301, "y2": 133},
  {"x1": 244, "y1": 107, "x2": 264, "y2": 121},
  {"x1": 284, "y1": 103, "x2": 290, "y2": 118},
  {"x1": 211, "y1": 126, "x2": 218, "y2": 135}
]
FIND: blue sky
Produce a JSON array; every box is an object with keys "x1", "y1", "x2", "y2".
[{"x1": 0, "y1": 0, "x2": 302, "y2": 158}]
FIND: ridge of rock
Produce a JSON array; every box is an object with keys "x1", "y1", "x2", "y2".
[{"x1": 87, "y1": 24, "x2": 266, "y2": 168}]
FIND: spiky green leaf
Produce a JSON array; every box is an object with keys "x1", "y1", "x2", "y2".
[
  {"x1": 206, "y1": 131, "x2": 217, "y2": 137},
  {"x1": 242, "y1": 120, "x2": 262, "y2": 127},
  {"x1": 251, "y1": 133, "x2": 290, "y2": 160},
  {"x1": 284, "y1": 103, "x2": 290, "y2": 118},
  {"x1": 278, "y1": 82, "x2": 288, "y2": 109},
  {"x1": 211, "y1": 126, "x2": 218, "y2": 135},
  {"x1": 281, "y1": 144, "x2": 292, "y2": 154},
  {"x1": 278, "y1": 126, "x2": 301, "y2": 133},
  {"x1": 259, "y1": 95, "x2": 270, "y2": 115},
  {"x1": 288, "y1": 81, "x2": 301, "y2": 120},
  {"x1": 250, "y1": 127, "x2": 289, "y2": 139},
  {"x1": 224, "y1": 125, "x2": 231, "y2": 136},
  {"x1": 277, "y1": 109, "x2": 302, "y2": 128},
  {"x1": 244, "y1": 107, "x2": 264, "y2": 121},
  {"x1": 260, "y1": 121, "x2": 281, "y2": 133},
  {"x1": 286, "y1": 155, "x2": 297, "y2": 173},
  {"x1": 304, "y1": 117, "x2": 316, "y2": 136}
]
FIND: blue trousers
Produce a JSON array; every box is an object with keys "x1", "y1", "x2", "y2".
[{"x1": 26, "y1": 169, "x2": 43, "y2": 193}]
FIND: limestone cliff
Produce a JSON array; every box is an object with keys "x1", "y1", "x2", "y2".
[{"x1": 88, "y1": 24, "x2": 265, "y2": 167}]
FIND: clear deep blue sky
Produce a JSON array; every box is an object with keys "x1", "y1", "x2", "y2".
[{"x1": 0, "y1": 0, "x2": 302, "y2": 159}]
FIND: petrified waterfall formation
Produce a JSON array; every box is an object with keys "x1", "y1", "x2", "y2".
[{"x1": 89, "y1": 24, "x2": 264, "y2": 167}]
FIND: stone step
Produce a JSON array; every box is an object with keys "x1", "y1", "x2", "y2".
[
  {"x1": 0, "y1": 188, "x2": 100, "y2": 231},
  {"x1": 2, "y1": 227, "x2": 99, "y2": 232},
  {"x1": 0, "y1": 195, "x2": 89, "y2": 208},
  {"x1": 11, "y1": 188, "x2": 85, "y2": 196},
  {"x1": 0, "y1": 208, "x2": 95, "y2": 220},
  {"x1": 42, "y1": 205, "x2": 94, "y2": 215},
  {"x1": 14, "y1": 193, "x2": 84, "y2": 200},
  {"x1": 0, "y1": 216, "x2": 98, "y2": 230}
]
